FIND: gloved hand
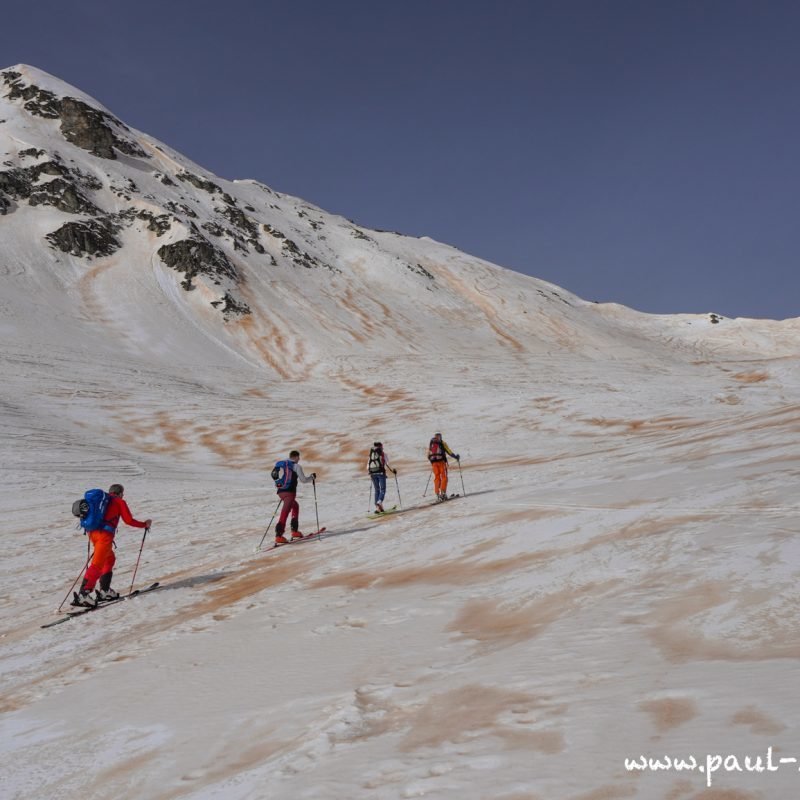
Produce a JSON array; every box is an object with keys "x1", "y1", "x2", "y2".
[
  {"x1": 144, "y1": 519, "x2": 153, "y2": 528},
  {"x1": 311, "y1": 473, "x2": 317, "y2": 480},
  {"x1": 392, "y1": 468, "x2": 397, "y2": 475},
  {"x1": 455, "y1": 454, "x2": 460, "y2": 461}
]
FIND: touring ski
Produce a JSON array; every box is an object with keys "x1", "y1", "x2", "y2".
[
  {"x1": 432, "y1": 493, "x2": 460, "y2": 505},
  {"x1": 272, "y1": 527, "x2": 327, "y2": 548},
  {"x1": 366, "y1": 506, "x2": 399, "y2": 518},
  {"x1": 42, "y1": 582, "x2": 160, "y2": 628}
]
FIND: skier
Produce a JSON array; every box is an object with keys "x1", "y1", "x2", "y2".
[
  {"x1": 272, "y1": 450, "x2": 316, "y2": 544},
  {"x1": 367, "y1": 442, "x2": 396, "y2": 513},
  {"x1": 74, "y1": 484, "x2": 152, "y2": 607},
  {"x1": 427, "y1": 432, "x2": 459, "y2": 501}
]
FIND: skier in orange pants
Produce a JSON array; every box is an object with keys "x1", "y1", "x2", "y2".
[
  {"x1": 75, "y1": 484, "x2": 152, "y2": 607},
  {"x1": 427, "y1": 432, "x2": 459, "y2": 501}
]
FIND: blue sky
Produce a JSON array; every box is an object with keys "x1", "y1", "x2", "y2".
[{"x1": 2, "y1": 0, "x2": 799, "y2": 319}]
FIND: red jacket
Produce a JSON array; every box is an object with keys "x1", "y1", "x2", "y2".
[{"x1": 100, "y1": 495, "x2": 147, "y2": 533}]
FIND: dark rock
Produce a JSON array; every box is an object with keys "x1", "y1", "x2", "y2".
[
  {"x1": 218, "y1": 205, "x2": 259, "y2": 238},
  {"x1": 156, "y1": 173, "x2": 176, "y2": 186},
  {"x1": 28, "y1": 177, "x2": 100, "y2": 214},
  {"x1": 110, "y1": 177, "x2": 138, "y2": 198},
  {"x1": 165, "y1": 200, "x2": 197, "y2": 218},
  {"x1": 210, "y1": 291, "x2": 251, "y2": 318},
  {"x1": 58, "y1": 97, "x2": 148, "y2": 159},
  {"x1": 407, "y1": 263, "x2": 435, "y2": 281},
  {"x1": 19, "y1": 147, "x2": 45, "y2": 159},
  {"x1": 157, "y1": 236, "x2": 239, "y2": 290},
  {"x1": 0, "y1": 160, "x2": 70, "y2": 202},
  {"x1": 201, "y1": 221, "x2": 226, "y2": 238},
  {"x1": 351, "y1": 228, "x2": 374, "y2": 242},
  {"x1": 3, "y1": 71, "x2": 60, "y2": 117},
  {"x1": 263, "y1": 223, "x2": 285, "y2": 239},
  {"x1": 281, "y1": 238, "x2": 339, "y2": 272},
  {"x1": 0, "y1": 192, "x2": 11, "y2": 215},
  {"x1": 71, "y1": 167, "x2": 103, "y2": 191},
  {"x1": 46, "y1": 218, "x2": 120, "y2": 257},
  {"x1": 135, "y1": 210, "x2": 171, "y2": 236},
  {"x1": 1, "y1": 72, "x2": 148, "y2": 160},
  {"x1": 176, "y1": 171, "x2": 221, "y2": 194}
]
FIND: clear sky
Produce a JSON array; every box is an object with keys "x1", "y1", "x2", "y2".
[{"x1": 2, "y1": 0, "x2": 799, "y2": 319}]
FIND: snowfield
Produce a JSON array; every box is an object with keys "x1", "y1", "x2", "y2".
[{"x1": 2, "y1": 64, "x2": 800, "y2": 800}]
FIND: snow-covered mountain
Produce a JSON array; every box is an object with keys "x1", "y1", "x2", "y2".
[{"x1": 3, "y1": 64, "x2": 800, "y2": 799}]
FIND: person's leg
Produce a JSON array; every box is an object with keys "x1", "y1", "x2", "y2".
[
  {"x1": 82, "y1": 532, "x2": 114, "y2": 592},
  {"x1": 441, "y1": 462, "x2": 449, "y2": 495},
  {"x1": 276, "y1": 492, "x2": 294, "y2": 535},
  {"x1": 289, "y1": 496, "x2": 300, "y2": 533},
  {"x1": 371, "y1": 474, "x2": 381, "y2": 508},
  {"x1": 376, "y1": 475, "x2": 386, "y2": 505},
  {"x1": 432, "y1": 462, "x2": 444, "y2": 495},
  {"x1": 97, "y1": 544, "x2": 117, "y2": 594}
]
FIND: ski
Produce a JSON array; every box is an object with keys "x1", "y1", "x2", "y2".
[
  {"x1": 42, "y1": 582, "x2": 160, "y2": 628},
  {"x1": 432, "y1": 493, "x2": 460, "y2": 505},
  {"x1": 366, "y1": 506, "x2": 398, "y2": 518},
  {"x1": 271, "y1": 527, "x2": 327, "y2": 548}
]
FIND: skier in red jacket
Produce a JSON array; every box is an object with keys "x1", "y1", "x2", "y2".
[{"x1": 73, "y1": 484, "x2": 152, "y2": 607}]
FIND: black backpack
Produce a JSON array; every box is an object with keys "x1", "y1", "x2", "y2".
[{"x1": 368, "y1": 447, "x2": 384, "y2": 474}]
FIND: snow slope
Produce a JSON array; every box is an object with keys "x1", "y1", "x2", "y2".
[{"x1": 2, "y1": 64, "x2": 800, "y2": 800}]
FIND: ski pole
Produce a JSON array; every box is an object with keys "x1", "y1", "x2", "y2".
[
  {"x1": 367, "y1": 480, "x2": 373, "y2": 512},
  {"x1": 313, "y1": 477, "x2": 321, "y2": 536},
  {"x1": 57, "y1": 545, "x2": 93, "y2": 612},
  {"x1": 457, "y1": 458, "x2": 467, "y2": 497},
  {"x1": 394, "y1": 471, "x2": 403, "y2": 508},
  {"x1": 129, "y1": 526, "x2": 149, "y2": 594},
  {"x1": 422, "y1": 471, "x2": 431, "y2": 497},
  {"x1": 256, "y1": 498, "x2": 282, "y2": 552}
]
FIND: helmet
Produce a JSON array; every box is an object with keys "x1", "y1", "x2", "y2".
[{"x1": 373, "y1": 441, "x2": 383, "y2": 448}]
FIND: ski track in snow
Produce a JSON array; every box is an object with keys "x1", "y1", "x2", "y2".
[{"x1": 2, "y1": 64, "x2": 800, "y2": 800}]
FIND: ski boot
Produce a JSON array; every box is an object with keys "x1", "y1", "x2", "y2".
[{"x1": 72, "y1": 589, "x2": 97, "y2": 608}]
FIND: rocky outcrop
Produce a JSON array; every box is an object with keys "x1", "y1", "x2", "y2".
[
  {"x1": 157, "y1": 236, "x2": 239, "y2": 291},
  {"x1": 176, "y1": 171, "x2": 222, "y2": 195},
  {"x1": 2, "y1": 71, "x2": 60, "y2": 117},
  {"x1": 1, "y1": 71, "x2": 148, "y2": 160},
  {"x1": 407, "y1": 263, "x2": 435, "y2": 281},
  {"x1": 46, "y1": 218, "x2": 120, "y2": 257},
  {"x1": 28, "y1": 177, "x2": 100, "y2": 214},
  {"x1": 210, "y1": 291, "x2": 251, "y2": 319},
  {"x1": 280, "y1": 237, "x2": 338, "y2": 272},
  {"x1": 0, "y1": 159, "x2": 68, "y2": 200}
]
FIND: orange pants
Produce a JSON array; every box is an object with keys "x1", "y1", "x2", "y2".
[
  {"x1": 431, "y1": 461, "x2": 448, "y2": 495},
  {"x1": 83, "y1": 530, "x2": 116, "y2": 591}
]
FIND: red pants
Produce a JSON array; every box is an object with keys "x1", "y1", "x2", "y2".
[
  {"x1": 83, "y1": 531, "x2": 115, "y2": 591},
  {"x1": 276, "y1": 491, "x2": 299, "y2": 534},
  {"x1": 431, "y1": 461, "x2": 448, "y2": 494}
]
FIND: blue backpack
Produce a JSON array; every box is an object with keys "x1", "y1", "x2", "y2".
[
  {"x1": 71, "y1": 488, "x2": 115, "y2": 533},
  {"x1": 270, "y1": 460, "x2": 295, "y2": 490}
]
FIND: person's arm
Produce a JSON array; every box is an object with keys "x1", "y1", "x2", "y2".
[
  {"x1": 442, "y1": 441, "x2": 459, "y2": 460},
  {"x1": 295, "y1": 463, "x2": 316, "y2": 483},
  {"x1": 118, "y1": 498, "x2": 150, "y2": 528},
  {"x1": 383, "y1": 453, "x2": 396, "y2": 474}
]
